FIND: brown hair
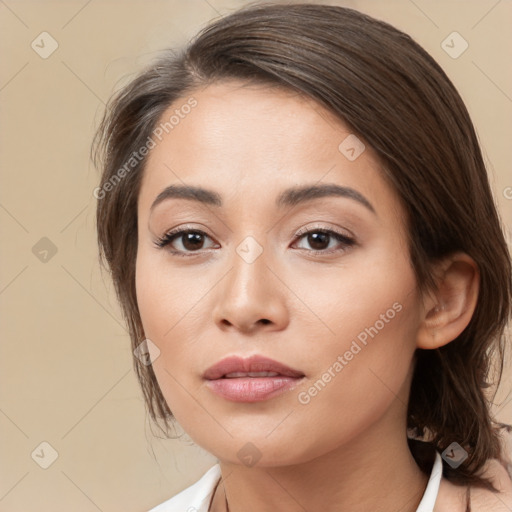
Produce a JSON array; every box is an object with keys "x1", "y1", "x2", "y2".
[{"x1": 92, "y1": 2, "x2": 511, "y2": 489}]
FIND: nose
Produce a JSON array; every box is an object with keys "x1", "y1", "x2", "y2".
[{"x1": 212, "y1": 245, "x2": 289, "y2": 334}]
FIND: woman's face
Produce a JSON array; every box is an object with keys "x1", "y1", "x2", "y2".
[{"x1": 135, "y1": 81, "x2": 424, "y2": 466}]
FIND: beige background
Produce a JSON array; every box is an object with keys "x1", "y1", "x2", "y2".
[{"x1": 1, "y1": 0, "x2": 511, "y2": 510}]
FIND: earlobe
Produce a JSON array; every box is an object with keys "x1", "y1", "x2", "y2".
[{"x1": 416, "y1": 253, "x2": 480, "y2": 350}]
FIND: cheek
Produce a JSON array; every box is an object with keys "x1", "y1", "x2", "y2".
[
  {"x1": 291, "y1": 238, "x2": 418, "y2": 356},
  {"x1": 134, "y1": 249, "x2": 213, "y2": 417},
  {"x1": 311, "y1": 297, "x2": 419, "y2": 411},
  {"x1": 135, "y1": 249, "x2": 211, "y2": 344},
  {"x1": 290, "y1": 248, "x2": 420, "y2": 422},
  {"x1": 288, "y1": 289, "x2": 420, "y2": 461}
]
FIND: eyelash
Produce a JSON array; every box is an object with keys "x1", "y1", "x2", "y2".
[{"x1": 154, "y1": 225, "x2": 356, "y2": 257}]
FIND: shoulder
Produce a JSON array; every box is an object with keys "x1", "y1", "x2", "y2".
[
  {"x1": 147, "y1": 464, "x2": 221, "y2": 512},
  {"x1": 470, "y1": 458, "x2": 512, "y2": 512},
  {"x1": 435, "y1": 459, "x2": 512, "y2": 512},
  {"x1": 469, "y1": 427, "x2": 512, "y2": 511},
  {"x1": 435, "y1": 426, "x2": 512, "y2": 511}
]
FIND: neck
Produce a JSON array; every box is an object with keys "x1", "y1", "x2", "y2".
[{"x1": 211, "y1": 404, "x2": 429, "y2": 512}]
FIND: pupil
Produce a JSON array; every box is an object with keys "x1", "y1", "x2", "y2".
[
  {"x1": 308, "y1": 232, "x2": 329, "y2": 250},
  {"x1": 183, "y1": 232, "x2": 204, "y2": 251}
]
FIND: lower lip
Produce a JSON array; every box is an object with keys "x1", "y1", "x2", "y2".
[{"x1": 206, "y1": 376, "x2": 304, "y2": 402}]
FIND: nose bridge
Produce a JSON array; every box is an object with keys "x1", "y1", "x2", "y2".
[
  {"x1": 212, "y1": 235, "x2": 288, "y2": 332},
  {"x1": 232, "y1": 236, "x2": 269, "y2": 296}
]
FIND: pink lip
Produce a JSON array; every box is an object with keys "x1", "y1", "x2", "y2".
[{"x1": 204, "y1": 355, "x2": 305, "y2": 403}]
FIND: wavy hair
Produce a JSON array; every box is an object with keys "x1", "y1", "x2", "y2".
[{"x1": 92, "y1": 3, "x2": 512, "y2": 490}]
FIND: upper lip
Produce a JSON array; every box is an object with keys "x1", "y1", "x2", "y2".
[{"x1": 203, "y1": 355, "x2": 305, "y2": 380}]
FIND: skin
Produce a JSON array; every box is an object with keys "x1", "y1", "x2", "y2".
[{"x1": 135, "y1": 81, "x2": 481, "y2": 511}]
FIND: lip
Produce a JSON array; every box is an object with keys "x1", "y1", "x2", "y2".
[
  {"x1": 204, "y1": 355, "x2": 305, "y2": 403},
  {"x1": 204, "y1": 355, "x2": 305, "y2": 380}
]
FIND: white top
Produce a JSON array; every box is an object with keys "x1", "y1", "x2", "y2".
[{"x1": 148, "y1": 451, "x2": 443, "y2": 512}]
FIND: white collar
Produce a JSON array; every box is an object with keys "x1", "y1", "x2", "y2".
[
  {"x1": 149, "y1": 451, "x2": 443, "y2": 512},
  {"x1": 416, "y1": 451, "x2": 443, "y2": 511}
]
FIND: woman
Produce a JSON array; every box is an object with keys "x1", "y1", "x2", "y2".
[{"x1": 92, "y1": 3, "x2": 512, "y2": 511}]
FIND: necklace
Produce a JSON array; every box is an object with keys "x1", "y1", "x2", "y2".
[
  {"x1": 216, "y1": 474, "x2": 471, "y2": 511},
  {"x1": 465, "y1": 486, "x2": 471, "y2": 511}
]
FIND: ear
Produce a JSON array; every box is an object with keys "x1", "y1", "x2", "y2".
[{"x1": 416, "y1": 253, "x2": 479, "y2": 349}]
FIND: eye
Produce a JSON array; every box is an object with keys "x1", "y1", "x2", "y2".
[
  {"x1": 154, "y1": 225, "x2": 355, "y2": 256},
  {"x1": 293, "y1": 227, "x2": 355, "y2": 253},
  {"x1": 154, "y1": 227, "x2": 217, "y2": 255}
]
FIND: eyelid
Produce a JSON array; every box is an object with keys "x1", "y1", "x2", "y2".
[
  {"x1": 160, "y1": 223, "x2": 214, "y2": 238},
  {"x1": 154, "y1": 222, "x2": 357, "y2": 256},
  {"x1": 290, "y1": 223, "x2": 357, "y2": 256},
  {"x1": 293, "y1": 223, "x2": 355, "y2": 241},
  {"x1": 153, "y1": 224, "x2": 218, "y2": 250}
]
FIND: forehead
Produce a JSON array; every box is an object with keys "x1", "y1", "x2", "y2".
[{"x1": 138, "y1": 80, "x2": 400, "y2": 219}]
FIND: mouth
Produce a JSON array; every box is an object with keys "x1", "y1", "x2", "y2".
[
  {"x1": 204, "y1": 355, "x2": 305, "y2": 402},
  {"x1": 204, "y1": 354, "x2": 305, "y2": 380}
]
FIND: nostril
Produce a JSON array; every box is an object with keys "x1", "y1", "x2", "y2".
[{"x1": 218, "y1": 318, "x2": 272, "y2": 329}]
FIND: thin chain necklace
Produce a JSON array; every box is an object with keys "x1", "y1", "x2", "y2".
[
  {"x1": 465, "y1": 485, "x2": 471, "y2": 511},
  {"x1": 223, "y1": 493, "x2": 470, "y2": 512},
  {"x1": 219, "y1": 478, "x2": 472, "y2": 511}
]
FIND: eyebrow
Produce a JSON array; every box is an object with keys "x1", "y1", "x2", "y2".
[
  {"x1": 150, "y1": 185, "x2": 222, "y2": 212},
  {"x1": 277, "y1": 183, "x2": 375, "y2": 213},
  {"x1": 150, "y1": 183, "x2": 375, "y2": 214}
]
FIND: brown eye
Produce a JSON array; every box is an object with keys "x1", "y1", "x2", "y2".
[
  {"x1": 155, "y1": 229, "x2": 216, "y2": 253},
  {"x1": 294, "y1": 228, "x2": 355, "y2": 253},
  {"x1": 306, "y1": 232, "x2": 330, "y2": 250},
  {"x1": 180, "y1": 232, "x2": 206, "y2": 251}
]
